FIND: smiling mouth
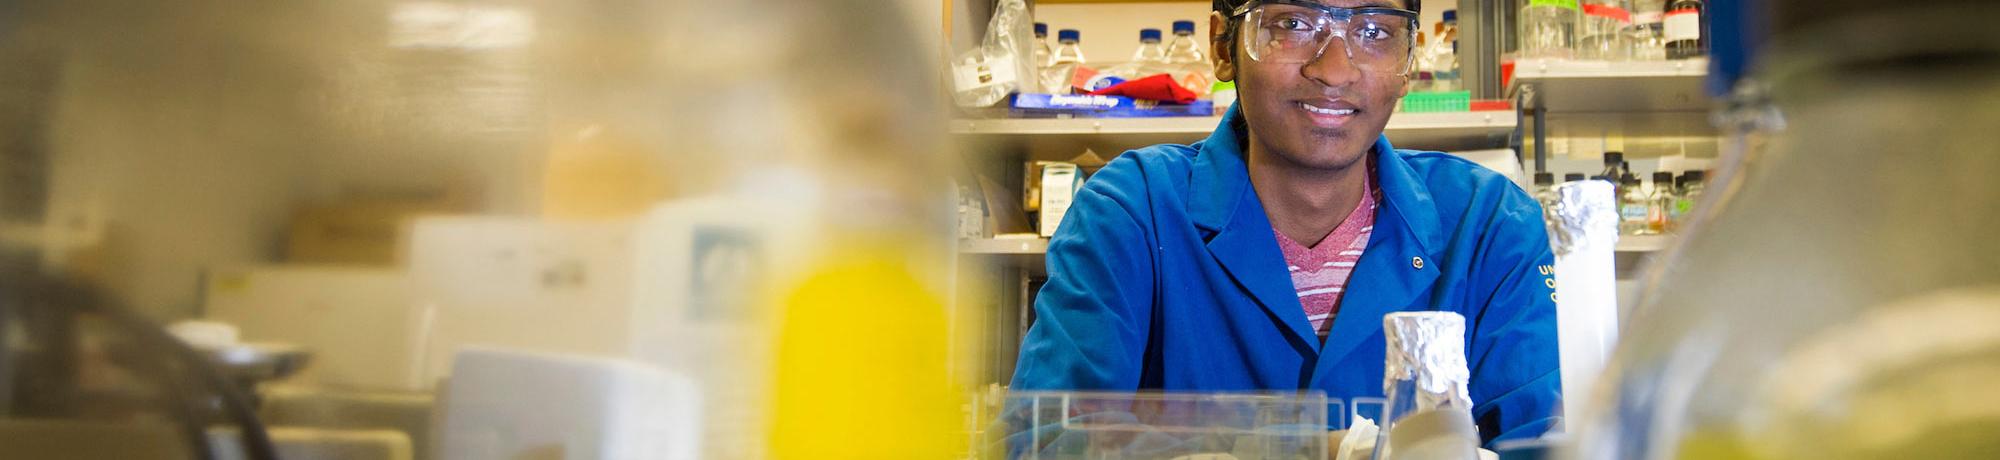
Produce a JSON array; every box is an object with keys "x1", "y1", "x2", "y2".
[{"x1": 1297, "y1": 100, "x2": 1358, "y2": 128}]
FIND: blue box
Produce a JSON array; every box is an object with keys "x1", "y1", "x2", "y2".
[{"x1": 1009, "y1": 93, "x2": 1213, "y2": 118}]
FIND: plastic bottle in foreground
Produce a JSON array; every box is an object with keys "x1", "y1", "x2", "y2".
[{"x1": 1569, "y1": 4, "x2": 2000, "y2": 458}]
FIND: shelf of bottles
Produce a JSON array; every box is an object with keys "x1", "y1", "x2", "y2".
[
  {"x1": 950, "y1": 110, "x2": 1517, "y2": 153},
  {"x1": 1510, "y1": 0, "x2": 1714, "y2": 114}
]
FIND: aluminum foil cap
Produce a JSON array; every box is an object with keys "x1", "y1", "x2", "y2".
[
  {"x1": 1548, "y1": 180, "x2": 1619, "y2": 256},
  {"x1": 1383, "y1": 311, "x2": 1472, "y2": 410}
]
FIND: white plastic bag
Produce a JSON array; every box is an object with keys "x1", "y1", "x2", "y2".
[{"x1": 952, "y1": 0, "x2": 1036, "y2": 107}]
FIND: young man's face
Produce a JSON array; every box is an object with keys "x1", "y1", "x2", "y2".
[{"x1": 1212, "y1": 0, "x2": 1410, "y2": 171}]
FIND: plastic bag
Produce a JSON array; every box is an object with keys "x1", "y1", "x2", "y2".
[{"x1": 952, "y1": 0, "x2": 1036, "y2": 107}]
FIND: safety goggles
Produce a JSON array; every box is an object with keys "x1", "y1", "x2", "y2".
[{"x1": 1230, "y1": 0, "x2": 1419, "y2": 75}]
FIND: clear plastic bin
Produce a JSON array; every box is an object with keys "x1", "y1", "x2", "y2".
[{"x1": 977, "y1": 391, "x2": 1330, "y2": 460}]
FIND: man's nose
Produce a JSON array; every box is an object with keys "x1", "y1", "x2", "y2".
[{"x1": 1301, "y1": 36, "x2": 1363, "y2": 88}]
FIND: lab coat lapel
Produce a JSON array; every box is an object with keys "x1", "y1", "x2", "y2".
[
  {"x1": 1309, "y1": 136, "x2": 1444, "y2": 388},
  {"x1": 1191, "y1": 108, "x2": 1322, "y2": 353}
]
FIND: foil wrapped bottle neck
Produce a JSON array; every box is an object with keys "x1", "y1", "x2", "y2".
[{"x1": 1383, "y1": 311, "x2": 1473, "y2": 410}]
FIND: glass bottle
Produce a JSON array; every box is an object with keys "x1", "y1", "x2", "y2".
[
  {"x1": 1051, "y1": 29, "x2": 1087, "y2": 67},
  {"x1": 1663, "y1": 0, "x2": 1705, "y2": 59},
  {"x1": 1372, "y1": 312, "x2": 1479, "y2": 460},
  {"x1": 1033, "y1": 22, "x2": 1053, "y2": 68},
  {"x1": 1131, "y1": 28, "x2": 1167, "y2": 64},
  {"x1": 1646, "y1": 171, "x2": 1675, "y2": 234},
  {"x1": 1520, "y1": 0, "x2": 1580, "y2": 59},
  {"x1": 1577, "y1": 0, "x2": 1634, "y2": 61},
  {"x1": 1625, "y1": 0, "x2": 1667, "y2": 60},
  {"x1": 1617, "y1": 175, "x2": 1648, "y2": 235}
]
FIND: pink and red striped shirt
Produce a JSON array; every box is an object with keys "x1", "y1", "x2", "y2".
[{"x1": 1272, "y1": 175, "x2": 1379, "y2": 339}]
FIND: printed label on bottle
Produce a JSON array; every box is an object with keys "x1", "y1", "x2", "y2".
[
  {"x1": 1529, "y1": 0, "x2": 1581, "y2": 11},
  {"x1": 1621, "y1": 203, "x2": 1649, "y2": 220},
  {"x1": 1664, "y1": 9, "x2": 1701, "y2": 41},
  {"x1": 1633, "y1": 12, "x2": 1663, "y2": 24},
  {"x1": 1582, "y1": 4, "x2": 1632, "y2": 23}
]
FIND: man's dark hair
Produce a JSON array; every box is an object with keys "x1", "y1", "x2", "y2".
[{"x1": 1212, "y1": 0, "x2": 1422, "y2": 15}]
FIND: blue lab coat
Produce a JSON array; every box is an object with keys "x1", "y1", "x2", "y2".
[{"x1": 1009, "y1": 106, "x2": 1562, "y2": 445}]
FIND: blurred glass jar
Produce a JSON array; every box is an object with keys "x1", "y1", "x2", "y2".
[{"x1": 1568, "y1": 3, "x2": 2000, "y2": 460}]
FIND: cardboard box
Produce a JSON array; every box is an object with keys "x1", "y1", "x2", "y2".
[{"x1": 1038, "y1": 163, "x2": 1082, "y2": 238}]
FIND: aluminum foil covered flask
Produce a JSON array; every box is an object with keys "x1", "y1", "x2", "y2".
[
  {"x1": 1548, "y1": 179, "x2": 1620, "y2": 426},
  {"x1": 1372, "y1": 311, "x2": 1479, "y2": 460}
]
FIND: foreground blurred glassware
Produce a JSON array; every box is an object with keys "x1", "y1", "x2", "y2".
[
  {"x1": 1569, "y1": 3, "x2": 2000, "y2": 459},
  {"x1": 983, "y1": 390, "x2": 1330, "y2": 460},
  {"x1": 0, "y1": 0, "x2": 964, "y2": 458}
]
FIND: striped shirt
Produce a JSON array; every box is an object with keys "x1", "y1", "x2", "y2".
[{"x1": 1273, "y1": 175, "x2": 1379, "y2": 339}]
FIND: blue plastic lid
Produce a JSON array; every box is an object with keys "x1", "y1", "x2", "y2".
[
  {"x1": 1034, "y1": 22, "x2": 1048, "y2": 36},
  {"x1": 1172, "y1": 20, "x2": 1196, "y2": 34},
  {"x1": 1058, "y1": 29, "x2": 1080, "y2": 43},
  {"x1": 1442, "y1": 10, "x2": 1457, "y2": 22},
  {"x1": 1140, "y1": 29, "x2": 1162, "y2": 42}
]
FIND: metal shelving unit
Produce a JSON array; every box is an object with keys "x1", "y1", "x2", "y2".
[
  {"x1": 1509, "y1": 58, "x2": 1717, "y2": 172},
  {"x1": 951, "y1": 110, "x2": 1519, "y2": 156}
]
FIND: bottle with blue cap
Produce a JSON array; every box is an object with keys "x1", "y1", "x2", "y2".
[
  {"x1": 1050, "y1": 29, "x2": 1086, "y2": 66},
  {"x1": 1163, "y1": 20, "x2": 1205, "y2": 65},
  {"x1": 1130, "y1": 28, "x2": 1167, "y2": 64},
  {"x1": 1033, "y1": 22, "x2": 1053, "y2": 68}
]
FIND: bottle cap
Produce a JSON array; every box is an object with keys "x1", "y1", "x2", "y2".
[
  {"x1": 1035, "y1": 22, "x2": 1048, "y2": 37},
  {"x1": 1603, "y1": 151, "x2": 1625, "y2": 165},
  {"x1": 1683, "y1": 170, "x2": 1706, "y2": 183},
  {"x1": 1140, "y1": 28, "x2": 1162, "y2": 42},
  {"x1": 1172, "y1": 20, "x2": 1197, "y2": 35},
  {"x1": 1565, "y1": 173, "x2": 1586, "y2": 182},
  {"x1": 1443, "y1": 10, "x2": 1457, "y2": 23},
  {"x1": 1534, "y1": 172, "x2": 1555, "y2": 186},
  {"x1": 1653, "y1": 172, "x2": 1674, "y2": 184},
  {"x1": 1058, "y1": 29, "x2": 1080, "y2": 43}
]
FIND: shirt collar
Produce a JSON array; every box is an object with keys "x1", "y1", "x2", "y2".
[{"x1": 1190, "y1": 104, "x2": 1444, "y2": 257}]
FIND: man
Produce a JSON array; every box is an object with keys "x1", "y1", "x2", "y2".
[{"x1": 1008, "y1": 0, "x2": 1561, "y2": 445}]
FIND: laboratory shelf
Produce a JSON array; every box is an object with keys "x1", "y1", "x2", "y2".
[
  {"x1": 959, "y1": 237, "x2": 1048, "y2": 255},
  {"x1": 951, "y1": 110, "x2": 1518, "y2": 154},
  {"x1": 1509, "y1": 58, "x2": 1713, "y2": 114}
]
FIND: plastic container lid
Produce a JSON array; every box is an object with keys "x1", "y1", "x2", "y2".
[
  {"x1": 1140, "y1": 28, "x2": 1162, "y2": 42},
  {"x1": 1565, "y1": 173, "x2": 1587, "y2": 182},
  {"x1": 1035, "y1": 22, "x2": 1048, "y2": 37},
  {"x1": 1058, "y1": 29, "x2": 1080, "y2": 43},
  {"x1": 1534, "y1": 172, "x2": 1555, "y2": 185},
  {"x1": 1173, "y1": 20, "x2": 1196, "y2": 34},
  {"x1": 1443, "y1": 10, "x2": 1457, "y2": 23}
]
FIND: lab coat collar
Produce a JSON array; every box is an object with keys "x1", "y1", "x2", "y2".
[{"x1": 1190, "y1": 105, "x2": 1445, "y2": 365}]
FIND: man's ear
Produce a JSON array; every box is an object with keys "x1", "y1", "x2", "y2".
[{"x1": 1208, "y1": 12, "x2": 1236, "y2": 83}]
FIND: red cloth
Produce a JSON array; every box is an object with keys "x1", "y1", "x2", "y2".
[{"x1": 1086, "y1": 73, "x2": 1198, "y2": 104}]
